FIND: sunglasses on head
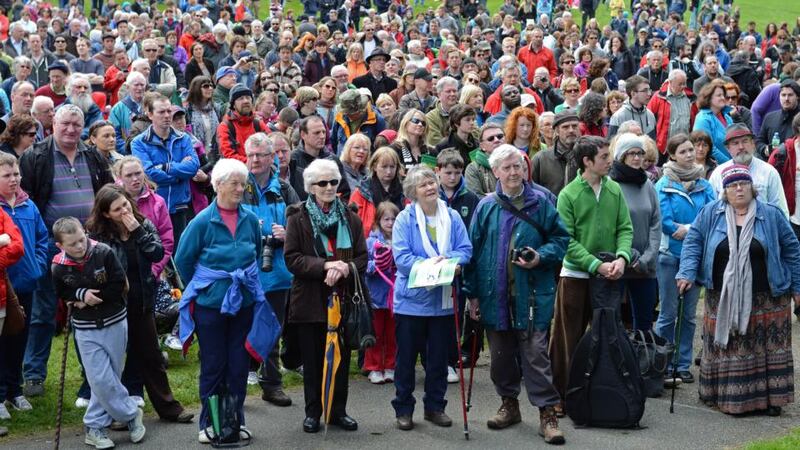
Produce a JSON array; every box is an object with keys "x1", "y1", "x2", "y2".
[{"x1": 313, "y1": 178, "x2": 340, "y2": 188}]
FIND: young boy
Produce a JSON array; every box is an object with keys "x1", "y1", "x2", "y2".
[
  {"x1": 435, "y1": 149, "x2": 482, "y2": 372},
  {"x1": 50, "y1": 217, "x2": 145, "y2": 449}
]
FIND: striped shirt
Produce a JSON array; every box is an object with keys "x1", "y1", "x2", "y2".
[
  {"x1": 43, "y1": 149, "x2": 96, "y2": 228},
  {"x1": 667, "y1": 91, "x2": 692, "y2": 138}
]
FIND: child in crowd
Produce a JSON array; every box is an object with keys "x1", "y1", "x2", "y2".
[
  {"x1": 50, "y1": 217, "x2": 146, "y2": 449},
  {"x1": 364, "y1": 201, "x2": 400, "y2": 385}
]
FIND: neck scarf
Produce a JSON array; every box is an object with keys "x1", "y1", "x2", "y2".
[
  {"x1": 715, "y1": 201, "x2": 756, "y2": 347},
  {"x1": 305, "y1": 196, "x2": 352, "y2": 257},
  {"x1": 662, "y1": 161, "x2": 705, "y2": 191},
  {"x1": 369, "y1": 175, "x2": 404, "y2": 210},
  {"x1": 414, "y1": 199, "x2": 453, "y2": 309},
  {"x1": 610, "y1": 160, "x2": 648, "y2": 186}
]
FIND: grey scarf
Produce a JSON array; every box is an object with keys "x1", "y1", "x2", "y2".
[
  {"x1": 715, "y1": 201, "x2": 756, "y2": 347},
  {"x1": 662, "y1": 161, "x2": 705, "y2": 191}
]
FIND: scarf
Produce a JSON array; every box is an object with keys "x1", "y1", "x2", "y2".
[
  {"x1": 305, "y1": 196, "x2": 352, "y2": 256},
  {"x1": 662, "y1": 161, "x2": 705, "y2": 191},
  {"x1": 414, "y1": 199, "x2": 453, "y2": 309},
  {"x1": 609, "y1": 160, "x2": 648, "y2": 186},
  {"x1": 715, "y1": 201, "x2": 756, "y2": 347},
  {"x1": 369, "y1": 175, "x2": 404, "y2": 210}
]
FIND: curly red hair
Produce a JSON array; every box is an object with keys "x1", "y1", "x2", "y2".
[{"x1": 504, "y1": 107, "x2": 541, "y2": 159}]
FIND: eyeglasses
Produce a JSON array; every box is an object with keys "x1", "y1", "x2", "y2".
[
  {"x1": 626, "y1": 150, "x2": 645, "y2": 158},
  {"x1": 267, "y1": 88, "x2": 279, "y2": 92},
  {"x1": 365, "y1": 28, "x2": 374, "y2": 32},
  {"x1": 23, "y1": 131, "x2": 37, "y2": 137},
  {"x1": 726, "y1": 95, "x2": 738, "y2": 100},
  {"x1": 564, "y1": 88, "x2": 579, "y2": 94},
  {"x1": 246, "y1": 152, "x2": 274, "y2": 159},
  {"x1": 465, "y1": 77, "x2": 479, "y2": 83},
  {"x1": 410, "y1": 117, "x2": 426, "y2": 126},
  {"x1": 484, "y1": 133, "x2": 505, "y2": 142},
  {"x1": 55, "y1": 40, "x2": 66, "y2": 43},
  {"x1": 313, "y1": 178, "x2": 340, "y2": 187},
  {"x1": 562, "y1": 60, "x2": 575, "y2": 65},
  {"x1": 322, "y1": 84, "x2": 336, "y2": 90},
  {"x1": 653, "y1": 45, "x2": 663, "y2": 49},
  {"x1": 202, "y1": 83, "x2": 214, "y2": 89},
  {"x1": 159, "y1": 45, "x2": 165, "y2": 49},
  {"x1": 725, "y1": 180, "x2": 752, "y2": 190},
  {"x1": 635, "y1": 88, "x2": 652, "y2": 94},
  {"x1": 144, "y1": 48, "x2": 158, "y2": 53}
]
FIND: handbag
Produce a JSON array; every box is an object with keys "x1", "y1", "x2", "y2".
[
  {"x1": 628, "y1": 329, "x2": 674, "y2": 398},
  {"x1": 1, "y1": 273, "x2": 25, "y2": 336},
  {"x1": 343, "y1": 262, "x2": 376, "y2": 351}
]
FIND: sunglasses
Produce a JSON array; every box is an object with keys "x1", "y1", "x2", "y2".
[
  {"x1": 202, "y1": 83, "x2": 214, "y2": 89},
  {"x1": 313, "y1": 178, "x2": 340, "y2": 188},
  {"x1": 466, "y1": 77, "x2": 479, "y2": 83},
  {"x1": 267, "y1": 88, "x2": 279, "y2": 92},
  {"x1": 726, "y1": 95, "x2": 738, "y2": 100},
  {"x1": 23, "y1": 131, "x2": 37, "y2": 137},
  {"x1": 484, "y1": 133, "x2": 505, "y2": 142},
  {"x1": 563, "y1": 60, "x2": 575, "y2": 64},
  {"x1": 410, "y1": 117, "x2": 426, "y2": 126},
  {"x1": 564, "y1": 88, "x2": 579, "y2": 94}
]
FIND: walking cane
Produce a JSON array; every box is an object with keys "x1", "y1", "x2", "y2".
[
  {"x1": 465, "y1": 306, "x2": 478, "y2": 412},
  {"x1": 54, "y1": 303, "x2": 73, "y2": 450},
  {"x1": 450, "y1": 282, "x2": 470, "y2": 440},
  {"x1": 670, "y1": 293, "x2": 685, "y2": 414}
]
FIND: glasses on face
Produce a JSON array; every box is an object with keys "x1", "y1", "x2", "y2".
[
  {"x1": 653, "y1": 45, "x2": 663, "y2": 49},
  {"x1": 202, "y1": 83, "x2": 214, "y2": 89},
  {"x1": 246, "y1": 152, "x2": 274, "y2": 159},
  {"x1": 55, "y1": 40, "x2": 65, "y2": 44},
  {"x1": 144, "y1": 48, "x2": 157, "y2": 53},
  {"x1": 626, "y1": 150, "x2": 645, "y2": 158},
  {"x1": 563, "y1": 60, "x2": 575, "y2": 65},
  {"x1": 725, "y1": 180, "x2": 752, "y2": 190},
  {"x1": 159, "y1": 45, "x2": 165, "y2": 49},
  {"x1": 484, "y1": 133, "x2": 505, "y2": 142},
  {"x1": 23, "y1": 131, "x2": 36, "y2": 137},
  {"x1": 365, "y1": 28, "x2": 374, "y2": 32},
  {"x1": 313, "y1": 178, "x2": 340, "y2": 188},
  {"x1": 564, "y1": 88, "x2": 579, "y2": 94},
  {"x1": 267, "y1": 87, "x2": 280, "y2": 93},
  {"x1": 466, "y1": 77, "x2": 479, "y2": 83},
  {"x1": 410, "y1": 117, "x2": 426, "y2": 126},
  {"x1": 726, "y1": 95, "x2": 738, "y2": 100}
]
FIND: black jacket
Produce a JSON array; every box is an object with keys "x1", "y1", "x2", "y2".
[
  {"x1": 435, "y1": 132, "x2": 481, "y2": 168},
  {"x1": 726, "y1": 58, "x2": 761, "y2": 108},
  {"x1": 288, "y1": 142, "x2": 351, "y2": 201},
  {"x1": 637, "y1": 66, "x2": 669, "y2": 93},
  {"x1": 52, "y1": 241, "x2": 127, "y2": 330},
  {"x1": 92, "y1": 219, "x2": 164, "y2": 314},
  {"x1": 757, "y1": 106, "x2": 800, "y2": 159},
  {"x1": 611, "y1": 50, "x2": 637, "y2": 81},
  {"x1": 533, "y1": 85, "x2": 565, "y2": 113},
  {"x1": 184, "y1": 58, "x2": 215, "y2": 87},
  {"x1": 19, "y1": 137, "x2": 113, "y2": 215},
  {"x1": 352, "y1": 72, "x2": 397, "y2": 100}
]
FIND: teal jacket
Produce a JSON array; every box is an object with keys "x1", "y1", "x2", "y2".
[
  {"x1": 174, "y1": 201, "x2": 263, "y2": 309},
  {"x1": 462, "y1": 184, "x2": 569, "y2": 331}
]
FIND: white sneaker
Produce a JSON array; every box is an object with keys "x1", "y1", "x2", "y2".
[
  {"x1": 240, "y1": 425, "x2": 253, "y2": 440},
  {"x1": 164, "y1": 335, "x2": 183, "y2": 351},
  {"x1": 198, "y1": 427, "x2": 214, "y2": 444},
  {"x1": 247, "y1": 371, "x2": 258, "y2": 385},
  {"x1": 10, "y1": 396, "x2": 32, "y2": 411},
  {"x1": 447, "y1": 366, "x2": 459, "y2": 383},
  {"x1": 383, "y1": 369, "x2": 395, "y2": 382},
  {"x1": 131, "y1": 396, "x2": 145, "y2": 407},
  {"x1": 75, "y1": 397, "x2": 90, "y2": 408},
  {"x1": 0, "y1": 403, "x2": 10, "y2": 420},
  {"x1": 85, "y1": 427, "x2": 115, "y2": 449},
  {"x1": 368, "y1": 371, "x2": 385, "y2": 384},
  {"x1": 127, "y1": 407, "x2": 146, "y2": 443}
]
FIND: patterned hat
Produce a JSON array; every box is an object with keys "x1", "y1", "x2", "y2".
[{"x1": 721, "y1": 164, "x2": 752, "y2": 188}]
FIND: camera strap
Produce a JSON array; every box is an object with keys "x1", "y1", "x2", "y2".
[{"x1": 493, "y1": 193, "x2": 548, "y2": 239}]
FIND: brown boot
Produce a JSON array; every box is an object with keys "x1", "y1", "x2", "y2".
[
  {"x1": 487, "y1": 397, "x2": 522, "y2": 429},
  {"x1": 539, "y1": 406, "x2": 565, "y2": 445}
]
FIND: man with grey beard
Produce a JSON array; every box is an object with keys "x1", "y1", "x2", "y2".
[
  {"x1": 59, "y1": 73, "x2": 103, "y2": 140},
  {"x1": 709, "y1": 123, "x2": 788, "y2": 216}
]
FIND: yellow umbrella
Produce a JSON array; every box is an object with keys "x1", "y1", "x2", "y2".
[{"x1": 322, "y1": 291, "x2": 343, "y2": 432}]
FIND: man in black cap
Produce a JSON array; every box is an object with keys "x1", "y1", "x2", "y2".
[
  {"x1": 398, "y1": 68, "x2": 435, "y2": 114},
  {"x1": 218, "y1": 84, "x2": 267, "y2": 162},
  {"x1": 34, "y1": 61, "x2": 69, "y2": 107},
  {"x1": 352, "y1": 48, "x2": 397, "y2": 100},
  {"x1": 757, "y1": 80, "x2": 800, "y2": 159},
  {"x1": 531, "y1": 110, "x2": 581, "y2": 196}
]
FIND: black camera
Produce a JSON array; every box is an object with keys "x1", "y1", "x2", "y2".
[
  {"x1": 261, "y1": 235, "x2": 274, "y2": 272},
  {"x1": 511, "y1": 247, "x2": 536, "y2": 263}
]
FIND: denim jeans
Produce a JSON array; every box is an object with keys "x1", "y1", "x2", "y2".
[
  {"x1": 23, "y1": 239, "x2": 59, "y2": 382},
  {"x1": 654, "y1": 253, "x2": 701, "y2": 371}
]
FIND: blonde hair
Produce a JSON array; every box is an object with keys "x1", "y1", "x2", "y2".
[
  {"x1": 375, "y1": 93, "x2": 395, "y2": 109},
  {"x1": 396, "y1": 108, "x2": 426, "y2": 144},
  {"x1": 341, "y1": 133, "x2": 372, "y2": 166},
  {"x1": 459, "y1": 84, "x2": 484, "y2": 105}
]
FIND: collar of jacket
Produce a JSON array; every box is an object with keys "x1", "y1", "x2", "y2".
[
  {"x1": 143, "y1": 125, "x2": 184, "y2": 144},
  {"x1": 495, "y1": 181, "x2": 543, "y2": 213},
  {"x1": 334, "y1": 106, "x2": 378, "y2": 135},
  {"x1": 439, "y1": 176, "x2": 469, "y2": 201},
  {"x1": 0, "y1": 185, "x2": 29, "y2": 208},
  {"x1": 712, "y1": 198, "x2": 766, "y2": 221},
  {"x1": 576, "y1": 169, "x2": 609, "y2": 190}
]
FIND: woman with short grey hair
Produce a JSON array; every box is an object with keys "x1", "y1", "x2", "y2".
[{"x1": 391, "y1": 165, "x2": 473, "y2": 431}]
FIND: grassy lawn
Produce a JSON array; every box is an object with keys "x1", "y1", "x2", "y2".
[{"x1": 744, "y1": 428, "x2": 800, "y2": 450}]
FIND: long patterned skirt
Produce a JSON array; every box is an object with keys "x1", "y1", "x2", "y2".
[{"x1": 699, "y1": 290, "x2": 795, "y2": 414}]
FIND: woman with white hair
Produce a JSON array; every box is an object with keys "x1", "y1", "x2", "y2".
[
  {"x1": 175, "y1": 158, "x2": 269, "y2": 443},
  {"x1": 284, "y1": 158, "x2": 368, "y2": 433},
  {"x1": 391, "y1": 165, "x2": 472, "y2": 431}
]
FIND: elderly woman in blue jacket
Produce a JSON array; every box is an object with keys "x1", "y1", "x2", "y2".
[
  {"x1": 391, "y1": 165, "x2": 473, "y2": 432},
  {"x1": 693, "y1": 79, "x2": 735, "y2": 163},
  {"x1": 462, "y1": 145, "x2": 569, "y2": 444},
  {"x1": 175, "y1": 158, "x2": 277, "y2": 443},
  {"x1": 676, "y1": 164, "x2": 800, "y2": 416},
  {"x1": 653, "y1": 134, "x2": 717, "y2": 385}
]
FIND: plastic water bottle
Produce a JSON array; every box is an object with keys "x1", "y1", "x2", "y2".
[{"x1": 772, "y1": 132, "x2": 781, "y2": 152}]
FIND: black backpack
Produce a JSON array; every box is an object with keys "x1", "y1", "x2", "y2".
[{"x1": 565, "y1": 307, "x2": 645, "y2": 428}]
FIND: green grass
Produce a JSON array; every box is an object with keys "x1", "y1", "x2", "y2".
[{"x1": 744, "y1": 428, "x2": 800, "y2": 450}]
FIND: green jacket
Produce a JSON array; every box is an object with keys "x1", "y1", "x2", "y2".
[{"x1": 557, "y1": 171, "x2": 633, "y2": 274}]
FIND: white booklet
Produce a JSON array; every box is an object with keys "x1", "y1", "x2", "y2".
[{"x1": 408, "y1": 257, "x2": 459, "y2": 289}]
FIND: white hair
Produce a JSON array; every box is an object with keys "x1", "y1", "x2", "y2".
[
  {"x1": 244, "y1": 132, "x2": 272, "y2": 154},
  {"x1": 668, "y1": 69, "x2": 686, "y2": 82},
  {"x1": 212, "y1": 23, "x2": 228, "y2": 34},
  {"x1": 54, "y1": 104, "x2": 85, "y2": 125},
  {"x1": 31, "y1": 96, "x2": 54, "y2": 113},
  {"x1": 66, "y1": 73, "x2": 90, "y2": 96},
  {"x1": 303, "y1": 159, "x2": 341, "y2": 193},
  {"x1": 13, "y1": 55, "x2": 31, "y2": 71},
  {"x1": 331, "y1": 65, "x2": 348, "y2": 77},
  {"x1": 125, "y1": 71, "x2": 147, "y2": 85},
  {"x1": 407, "y1": 40, "x2": 421, "y2": 50},
  {"x1": 489, "y1": 144, "x2": 524, "y2": 170},
  {"x1": 647, "y1": 50, "x2": 662, "y2": 60},
  {"x1": 402, "y1": 165, "x2": 437, "y2": 201},
  {"x1": 436, "y1": 76, "x2": 459, "y2": 92},
  {"x1": 211, "y1": 158, "x2": 249, "y2": 192},
  {"x1": 131, "y1": 58, "x2": 150, "y2": 71}
]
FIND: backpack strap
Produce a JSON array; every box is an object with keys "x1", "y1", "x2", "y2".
[{"x1": 493, "y1": 193, "x2": 549, "y2": 240}]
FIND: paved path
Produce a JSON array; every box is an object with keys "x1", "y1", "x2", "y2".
[{"x1": 6, "y1": 319, "x2": 800, "y2": 449}]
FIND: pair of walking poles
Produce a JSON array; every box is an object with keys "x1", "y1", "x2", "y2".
[{"x1": 450, "y1": 282, "x2": 478, "y2": 440}]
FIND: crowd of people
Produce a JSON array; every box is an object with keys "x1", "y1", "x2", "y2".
[{"x1": 0, "y1": 0, "x2": 799, "y2": 446}]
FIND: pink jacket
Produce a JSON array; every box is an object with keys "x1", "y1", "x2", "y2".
[{"x1": 136, "y1": 186, "x2": 174, "y2": 278}]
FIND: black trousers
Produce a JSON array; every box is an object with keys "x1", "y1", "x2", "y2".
[
  {"x1": 258, "y1": 290, "x2": 288, "y2": 392},
  {"x1": 169, "y1": 206, "x2": 194, "y2": 248},
  {"x1": 296, "y1": 322, "x2": 351, "y2": 419}
]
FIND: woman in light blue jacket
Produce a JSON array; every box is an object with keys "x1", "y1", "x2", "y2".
[
  {"x1": 390, "y1": 166, "x2": 472, "y2": 431},
  {"x1": 693, "y1": 79, "x2": 734, "y2": 163}
]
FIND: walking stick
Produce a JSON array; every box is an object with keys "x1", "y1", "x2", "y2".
[
  {"x1": 450, "y1": 283, "x2": 470, "y2": 440},
  {"x1": 54, "y1": 303, "x2": 73, "y2": 450},
  {"x1": 670, "y1": 293, "x2": 685, "y2": 414},
  {"x1": 465, "y1": 307, "x2": 478, "y2": 412}
]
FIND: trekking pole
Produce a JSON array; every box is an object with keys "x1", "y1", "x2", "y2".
[
  {"x1": 54, "y1": 303, "x2": 73, "y2": 450},
  {"x1": 465, "y1": 308, "x2": 478, "y2": 412},
  {"x1": 450, "y1": 283, "x2": 470, "y2": 440},
  {"x1": 670, "y1": 293, "x2": 685, "y2": 414}
]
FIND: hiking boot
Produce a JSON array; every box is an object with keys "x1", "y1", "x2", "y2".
[
  {"x1": 23, "y1": 380, "x2": 44, "y2": 397},
  {"x1": 487, "y1": 397, "x2": 521, "y2": 429},
  {"x1": 262, "y1": 388, "x2": 292, "y2": 407},
  {"x1": 423, "y1": 410, "x2": 452, "y2": 427},
  {"x1": 539, "y1": 406, "x2": 565, "y2": 445},
  {"x1": 128, "y1": 408, "x2": 146, "y2": 443},
  {"x1": 85, "y1": 427, "x2": 115, "y2": 449},
  {"x1": 552, "y1": 402, "x2": 565, "y2": 418}
]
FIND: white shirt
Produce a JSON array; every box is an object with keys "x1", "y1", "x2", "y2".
[{"x1": 709, "y1": 157, "x2": 790, "y2": 217}]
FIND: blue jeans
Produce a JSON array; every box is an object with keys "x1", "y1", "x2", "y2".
[
  {"x1": 23, "y1": 239, "x2": 59, "y2": 382},
  {"x1": 392, "y1": 314, "x2": 453, "y2": 417},
  {"x1": 621, "y1": 278, "x2": 659, "y2": 331},
  {"x1": 654, "y1": 253, "x2": 701, "y2": 371}
]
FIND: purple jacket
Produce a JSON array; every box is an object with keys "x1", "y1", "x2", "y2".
[
  {"x1": 751, "y1": 82, "x2": 782, "y2": 135},
  {"x1": 136, "y1": 186, "x2": 174, "y2": 278}
]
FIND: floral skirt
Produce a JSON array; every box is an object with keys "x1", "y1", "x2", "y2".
[{"x1": 699, "y1": 290, "x2": 795, "y2": 414}]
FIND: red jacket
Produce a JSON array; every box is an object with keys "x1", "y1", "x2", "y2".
[
  {"x1": 104, "y1": 64, "x2": 128, "y2": 106},
  {"x1": 768, "y1": 137, "x2": 797, "y2": 215},
  {"x1": 517, "y1": 45, "x2": 558, "y2": 83},
  {"x1": 647, "y1": 80, "x2": 698, "y2": 153},
  {"x1": 484, "y1": 84, "x2": 544, "y2": 116},
  {"x1": 0, "y1": 208, "x2": 24, "y2": 310},
  {"x1": 218, "y1": 112, "x2": 267, "y2": 162},
  {"x1": 579, "y1": 121, "x2": 608, "y2": 137}
]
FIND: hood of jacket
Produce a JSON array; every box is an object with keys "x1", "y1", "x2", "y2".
[{"x1": 0, "y1": 186, "x2": 29, "y2": 208}]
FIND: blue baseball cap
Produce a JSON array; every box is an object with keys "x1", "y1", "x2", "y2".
[{"x1": 215, "y1": 66, "x2": 237, "y2": 80}]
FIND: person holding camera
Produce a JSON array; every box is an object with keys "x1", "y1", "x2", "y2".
[
  {"x1": 242, "y1": 133, "x2": 300, "y2": 406},
  {"x1": 463, "y1": 144, "x2": 569, "y2": 444}
]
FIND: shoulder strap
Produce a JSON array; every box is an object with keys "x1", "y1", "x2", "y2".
[
  {"x1": 226, "y1": 119, "x2": 239, "y2": 153},
  {"x1": 493, "y1": 193, "x2": 547, "y2": 238}
]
